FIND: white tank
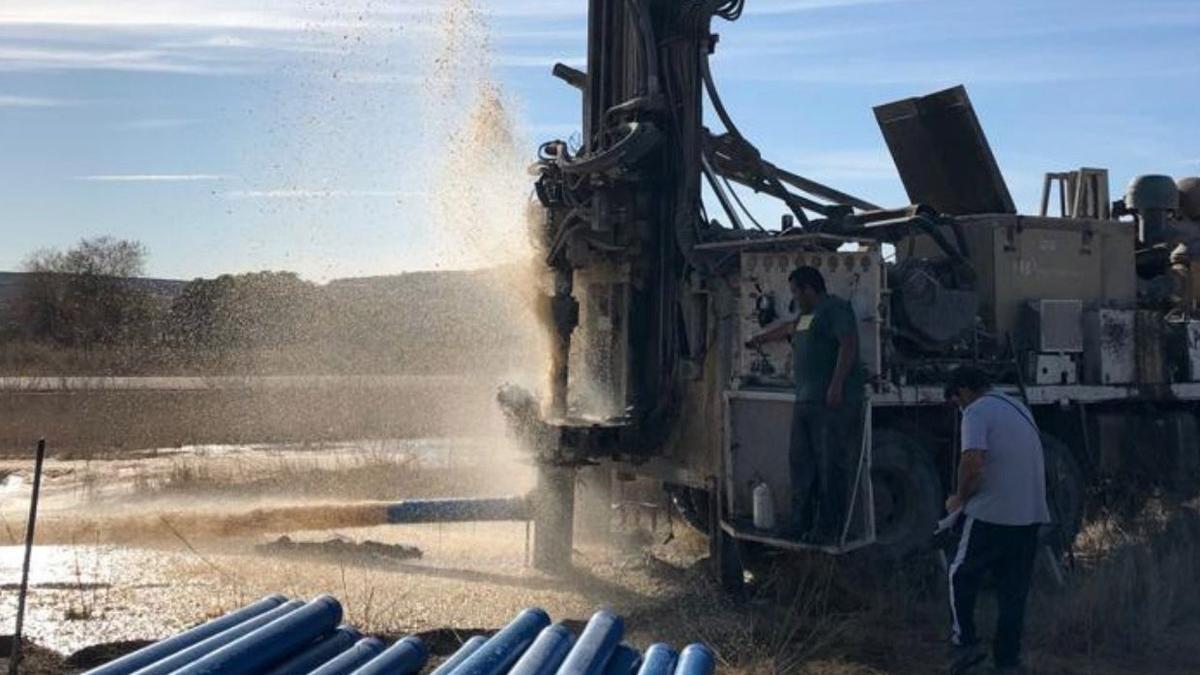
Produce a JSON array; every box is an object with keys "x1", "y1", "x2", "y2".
[{"x1": 752, "y1": 482, "x2": 776, "y2": 531}]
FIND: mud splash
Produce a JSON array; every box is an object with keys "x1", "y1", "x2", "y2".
[{"x1": 28, "y1": 502, "x2": 392, "y2": 546}]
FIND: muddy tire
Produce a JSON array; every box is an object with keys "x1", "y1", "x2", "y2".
[
  {"x1": 665, "y1": 484, "x2": 711, "y2": 533},
  {"x1": 870, "y1": 429, "x2": 942, "y2": 559},
  {"x1": 1040, "y1": 433, "x2": 1084, "y2": 551}
]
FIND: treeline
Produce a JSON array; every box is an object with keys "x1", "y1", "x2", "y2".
[{"x1": 2, "y1": 237, "x2": 543, "y2": 375}]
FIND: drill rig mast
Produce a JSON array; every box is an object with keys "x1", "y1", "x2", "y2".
[{"x1": 532, "y1": 0, "x2": 876, "y2": 454}]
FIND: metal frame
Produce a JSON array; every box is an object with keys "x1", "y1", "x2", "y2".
[
  {"x1": 718, "y1": 391, "x2": 878, "y2": 554},
  {"x1": 731, "y1": 383, "x2": 1200, "y2": 408}
]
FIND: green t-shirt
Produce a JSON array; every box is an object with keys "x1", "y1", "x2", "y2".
[{"x1": 791, "y1": 294, "x2": 865, "y2": 404}]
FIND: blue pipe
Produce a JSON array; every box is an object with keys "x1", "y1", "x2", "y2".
[
  {"x1": 448, "y1": 608, "x2": 551, "y2": 675},
  {"x1": 130, "y1": 600, "x2": 305, "y2": 675},
  {"x1": 347, "y1": 636, "x2": 429, "y2": 675},
  {"x1": 83, "y1": 595, "x2": 288, "y2": 675},
  {"x1": 307, "y1": 638, "x2": 387, "y2": 675},
  {"x1": 508, "y1": 623, "x2": 575, "y2": 675},
  {"x1": 555, "y1": 610, "x2": 624, "y2": 675},
  {"x1": 170, "y1": 595, "x2": 344, "y2": 675},
  {"x1": 262, "y1": 624, "x2": 362, "y2": 675},
  {"x1": 385, "y1": 496, "x2": 529, "y2": 523},
  {"x1": 430, "y1": 636, "x2": 489, "y2": 675},
  {"x1": 635, "y1": 644, "x2": 677, "y2": 675},
  {"x1": 672, "y1": 644, "x2": 715, "y2": 675},
  {"x1": 603, "y1": 644, "x2": 642, "y2": 675}
]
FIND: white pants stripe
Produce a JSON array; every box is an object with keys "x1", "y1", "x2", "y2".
[{"x1": 948, "y1": 515, "x2": 976, "y2": 645}]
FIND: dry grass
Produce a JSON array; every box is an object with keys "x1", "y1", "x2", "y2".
[{"x1": 1036, "y1": 505, "x2": 1200, "y2": 662}]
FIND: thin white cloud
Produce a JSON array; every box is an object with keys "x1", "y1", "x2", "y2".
[
  {"x1": 114, "y1": 118, "x2": 202, "y2": 130},
  {"x1": 0, "y1": 45, "x2": 249, "y2": 74},
  {"x1": 0, "y1": 2, "x2": 366, "y2": 32},
  {"x1": 223, "y1": 189, "x2": 425, "y2": 199},
  {"x1": 76, "y1": 174, "x2": 226, "y2": 182},
  {"x1": 0, "y1": 94, "x2": 75, "y2": 107},
  {"x1": 153, "y1": 33, "x2": 346, "y2": 55}
]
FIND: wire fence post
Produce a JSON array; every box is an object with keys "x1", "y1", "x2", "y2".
[{"x1": 9, "y1": 438, "x2": 46, "y2": 675}]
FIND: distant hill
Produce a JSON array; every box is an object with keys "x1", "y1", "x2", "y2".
[
  {"x1": 0, "y1": 271, "x2": 187, "y2": 302},
  {"x1": 0, "y1": 267, "x2": 540, "y2": 344},
  {"x1": 0, "y1": 271, "x2": 188, "y2": 333}
]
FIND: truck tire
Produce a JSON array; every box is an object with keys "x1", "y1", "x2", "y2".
[
  {"x1": 1040, "y1": 433, "x2": 1084, "y2": 551},
  {"x1": 871, "y1": 429, "x2": 942, "y2": 558},
  {"x1": 665, "y1": 484, "x2": 711, "y2": 533}
]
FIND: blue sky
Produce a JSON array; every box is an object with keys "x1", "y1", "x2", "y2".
[{"x1": 1, "y1": 0, "x2": 1198, "y2": 281}]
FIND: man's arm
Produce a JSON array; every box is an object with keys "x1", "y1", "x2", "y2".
[
  {"x1": 826, "y1": 329, "x2": 858, "y2": 408},
  {"x1": 746, "y1": 318, "x2": 794, "y2": 348},
  {"x1": 946, "y1": 449, "x2": 985, "y2": 513}
]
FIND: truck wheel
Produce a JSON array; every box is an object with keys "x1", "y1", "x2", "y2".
[
  {"x1": 665, "y1": 484, "x2": 711, "y2": 533},
  {"x1": 871, "y1": 430, "x2": 941, "y2": 558},
  {"x1": 1040, "y1": 433, "x2": 1084, "y2": 551}
]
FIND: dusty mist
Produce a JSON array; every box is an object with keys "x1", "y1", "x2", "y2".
[{"x1": 2, "y1": 0, "x2": 551, "y2": 547}]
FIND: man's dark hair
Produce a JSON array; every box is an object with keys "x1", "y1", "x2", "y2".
[
  {"x1": 788, "y1": 266, "x2": 826, "y2": 294},
  {"x1": 944, "y1": 366, "x2": 992, "y2": 399}
]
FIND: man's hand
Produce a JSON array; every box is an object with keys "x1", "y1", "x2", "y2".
[
  {"x1": 826, "y1": 382, "x2": 844, "y2": 408},
  {"x1": 945, "y1": 494, "x2": 963, "y2": 514}
]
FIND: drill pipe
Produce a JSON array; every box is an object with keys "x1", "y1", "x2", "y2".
[
  {"x1": 603, "y1": 644, "x2": 642, "y2": 675},
  {"x1": 448, "y1": 608, "x2": 551, "y2": 675},
  {"x1": 556, "y1": 610, "x2": 624, "y2": 675},
  {"x1": 171, "y1": 595, "x2": 343, "y2": 675},
  {"x1": 384, "y1": 496, "x2": 530, "y2": 524},
  {"x1": 507, "y1": 623, "x2": 575, "y2": 675},
  {"x1": 430, "y1": 636, "x2": 489, "y2": 675},
  {"x1": 347, "y1": 636, "x2": 429, "y2": 675},
  {"x1": 129, "y1": 601, "x2": 305, "y2": 675},
  {"x1": 263, "y1": 624, "x2": 362, "y2": 675},
  {"x1": 307, "y1": 638, "x2": 387, "y2": 675},
  {"x1": 672, "y1": 645, "x2": 715, "y2": 675},
  {"x1": 84, "y1": 595, "x2": 288, "y2": 675},
  {"x1": 634, "y1": 644, "x2": 677, "y2": 675}
]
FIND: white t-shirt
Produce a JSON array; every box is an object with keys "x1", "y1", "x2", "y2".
[{"x1": 961, "y1": 391, "x2": 1051, "y2": 526}]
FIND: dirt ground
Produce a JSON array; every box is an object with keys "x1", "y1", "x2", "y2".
[{"x1": 2, "y1": 441, "x2": 1199, "y2": 675}]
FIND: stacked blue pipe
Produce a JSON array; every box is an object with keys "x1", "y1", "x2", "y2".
[{"x1": 88, "y1": 599, "x2": 718, "y2": 675}]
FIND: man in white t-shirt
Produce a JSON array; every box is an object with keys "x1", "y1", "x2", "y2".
[{"x1": 943, "y1": 366, "x2": 1050, "y2": 674}]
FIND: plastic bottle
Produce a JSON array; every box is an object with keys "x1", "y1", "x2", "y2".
[{"x1": 752, "y1": 481, "x2": 775, "y2": 531}]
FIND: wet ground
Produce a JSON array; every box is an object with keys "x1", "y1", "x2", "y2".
[{"x1": 0, "y1": 439, "x2": 715, "y2": 672}]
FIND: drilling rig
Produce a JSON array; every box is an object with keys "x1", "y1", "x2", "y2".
[{"x1": 504, "y1": 0, "x2": 1200, "y2": 583}]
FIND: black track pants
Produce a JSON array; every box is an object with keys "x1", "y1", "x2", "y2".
[
  {"x1": 949, "y1": 516, "x2": 1040, "y2": 668},
  {"x1": 788, "y1": 402, "x2": 862, "y2": 537}
]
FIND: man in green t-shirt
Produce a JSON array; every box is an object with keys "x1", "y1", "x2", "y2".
[{"x1": 748, "y1": 266, "x2": 866, "y2": 543}]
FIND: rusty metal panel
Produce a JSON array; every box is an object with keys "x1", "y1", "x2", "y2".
[
  {"x1": 1136, "y1": 310, "x2": 1168, "y2": 385},
  {"x1": 911, "y1": 215, "x2": 1138, "y2": 339},
  {"x1": 1083, "y1": 309, "x2": 1136, "y2": 385},
  {"x1": 873, "y1": 85, "x2": 1015, "y2": 215}
]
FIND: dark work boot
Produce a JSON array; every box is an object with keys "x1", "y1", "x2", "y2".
[{"x1": 946, "y1": 642, "x2": 986, "y2": 674}]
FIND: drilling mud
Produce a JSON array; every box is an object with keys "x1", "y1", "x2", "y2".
[{"x1": 255, "y1": 535, "x2": 423, "y2": 562}]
